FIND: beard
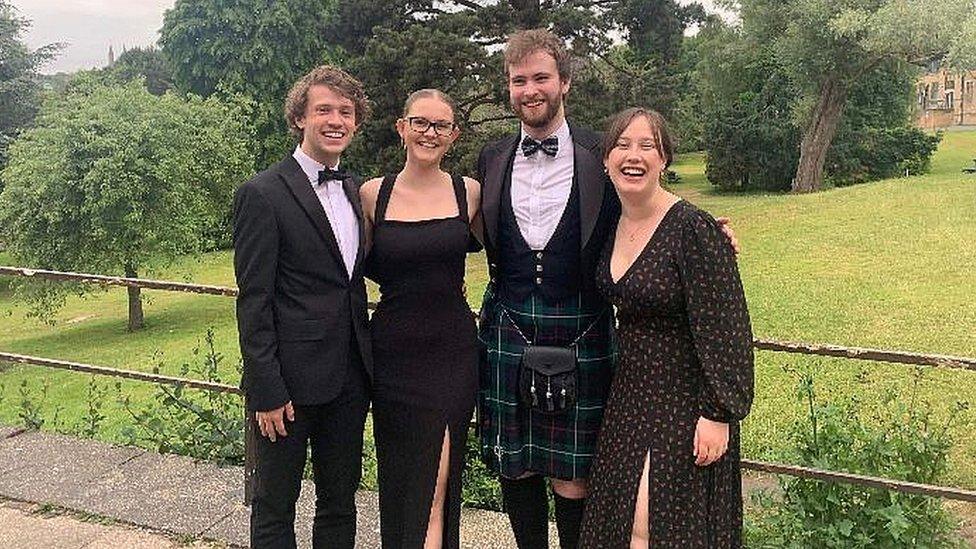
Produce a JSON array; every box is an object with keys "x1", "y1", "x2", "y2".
[{"x1": 513, "y1": 94, "x2": 563, "y2": 129}]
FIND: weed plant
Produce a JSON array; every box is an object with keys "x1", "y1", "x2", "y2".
[{"x1": 746, "y1": 366, "x2": 968, "y2": 548}]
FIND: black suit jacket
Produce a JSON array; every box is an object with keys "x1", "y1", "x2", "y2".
[
  {"x1": 476, "y1": 122, "x2": 620, "y2": 292},
  {"x1": 233, "y1": 155, "x2": 372, "y2": 412}
]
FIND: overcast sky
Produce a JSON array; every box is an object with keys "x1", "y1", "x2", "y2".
[{"x1": 15, "y1": 0, "x2": 733, "y2": 75}]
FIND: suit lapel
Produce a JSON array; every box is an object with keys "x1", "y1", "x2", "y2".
[
  {"x1": 279, "y1": 157, "x2": 345, "y2": 268},
  {"x1": 571, "y1": 125, "x2": 606, "y2": 251},
  {"x1": 482, "y1": 134, "x2": 519, "y2": 248},
  {"x1": 342, "y1": 176, "x2": 366, "y2": 276}
]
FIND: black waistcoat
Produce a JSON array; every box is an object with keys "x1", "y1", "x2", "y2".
[{"x1": 496, "y1": 164, "x2": 582, "y2": 304}]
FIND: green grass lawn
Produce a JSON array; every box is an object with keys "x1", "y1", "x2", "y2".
[{"x1": 1, "y1": 131, "x2": 975, "y2": 489}]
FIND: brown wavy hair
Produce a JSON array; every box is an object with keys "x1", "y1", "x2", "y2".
[
  {"x1": 503, "y1": 28, "x2": 572, "y2": 81},
  {"x1": 284, "y1": 65, "x2": 371, "y2": 141}
]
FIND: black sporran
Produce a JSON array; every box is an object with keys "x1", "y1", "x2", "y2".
[{"x1": 518, "y1": 345, "x2": 577, "y2": 414}]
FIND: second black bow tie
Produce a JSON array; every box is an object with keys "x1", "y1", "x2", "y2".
[
  {"x1": 521, "y1": 135, "x2": 559, "y2": 157},
  {"x1": 318, "y1": 167, "x2": 349, "y2": 183}
]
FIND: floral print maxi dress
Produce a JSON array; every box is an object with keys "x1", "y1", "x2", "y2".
[{"x1": 579, "y1": 200, "x2": 754, "y2": 548}]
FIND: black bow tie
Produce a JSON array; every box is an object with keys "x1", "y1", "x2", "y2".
[
  {"x1": 318, "y1": 167, "x2": 349, "y2": 184},
  {"x1": 521, "y1": 135, "x2": 558, "y2": 157}
]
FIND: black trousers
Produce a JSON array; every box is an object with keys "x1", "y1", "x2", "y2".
[{"x1": 249, "y1": 356, "x2": 370, "y2": 549}]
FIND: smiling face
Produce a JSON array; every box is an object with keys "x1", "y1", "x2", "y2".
[
  {"x1": 396, "y1": 95, "x2": 459, "y2": 167},
  {"x1": 296, "y1": 84, "x2": 359, "y2": 166},
  {"x1": 605, "y1": 114, "x2": 669, "y2": 198},
  {"x1": 507, "y1": 50, "x2": 570, "y2": 136}
]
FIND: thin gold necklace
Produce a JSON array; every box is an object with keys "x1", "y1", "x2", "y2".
[{"x1": 622, "y1": 219, "x2": 651, "y2": 242}]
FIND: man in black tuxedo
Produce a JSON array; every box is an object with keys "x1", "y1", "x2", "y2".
[{"x1": 233, "y1": 65, "x2": 372, "y2": 549}]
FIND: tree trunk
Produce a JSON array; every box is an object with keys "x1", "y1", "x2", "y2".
[
  {"x1": 793, "y1": 76, "x2": 848, "y2": 193},
  {"x1": 125, "y1": 265, "x2": 144, "y2": 332}
]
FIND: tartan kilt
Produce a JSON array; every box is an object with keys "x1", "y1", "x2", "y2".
[{"x1": 477, "y1": 284, "x2": 616, "y2": 480}]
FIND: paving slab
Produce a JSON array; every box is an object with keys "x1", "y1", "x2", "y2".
[
  {"x1": 0, "y1": 501, "x2": 105, "y2": 548},
  {"x1": 0, "y1": 499, "x2": 224, "y2": 548},
  {"x1": 0, "y1": 431, "x2": 144, "y2": 499},
  {"x1": 203, "y1": 483, "x2": 382, "y2": 548},
  {"x1": 0, "y1": 429, "x2": 559, "y2": 548},
  {"x1": 459, "y1": 505, "x2": 551, "y2": 548},
  {"x1": 79, "y1": 451, "x2": 243, "y2": 535}
]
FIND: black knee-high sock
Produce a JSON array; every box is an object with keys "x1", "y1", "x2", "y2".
[
  {"x1": 500, "y1": 476, "x2": 549, "y2": 549},
  {"x1": 553, "y1": 492, "x2": 585, "y2": 549}
]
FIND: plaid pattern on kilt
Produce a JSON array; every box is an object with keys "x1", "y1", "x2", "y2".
[{"x1": 478, "y1": 284, "x2": 616, "y2": 480}]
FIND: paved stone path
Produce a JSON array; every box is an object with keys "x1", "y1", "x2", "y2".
[
  {"x1": 0, "y1": 426, "x2": 543, "y2": 548},
  {"x1": 0, "y1": 499, "x2": 224, "y2": 548}
]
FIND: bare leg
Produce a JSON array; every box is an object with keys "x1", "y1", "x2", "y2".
[
  {"x1": 423, "y1": 426, "x2": 451, "y2": 549},
  {"x1": 630, "y1": 452, "x2": 651, "y2": 549},
  {"x1": 550, "y1": 478, "x2": 588, "y2": 499}
]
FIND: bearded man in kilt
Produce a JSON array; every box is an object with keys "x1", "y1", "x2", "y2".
[{"x1": 475, "y1": 29, "x2": 620, "y2": 549}]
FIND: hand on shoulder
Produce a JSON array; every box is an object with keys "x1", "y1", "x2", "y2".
[{"x1": 463, "y1": 176, "x2": 481, "y2": 201}]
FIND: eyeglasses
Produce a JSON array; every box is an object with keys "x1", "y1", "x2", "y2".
[{"x1": 406, "y1": 116, "x2": 457, "y2": 137}]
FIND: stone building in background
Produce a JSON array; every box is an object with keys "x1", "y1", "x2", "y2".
[{"x1": 916, "y1": 61, "x2": 976, "y2": 130}]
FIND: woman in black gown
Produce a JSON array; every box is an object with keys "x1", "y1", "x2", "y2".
[
  {"x1": 360, "y1": 89, "x2": 481, "y2": 549},
  {"x1": 579, "y1": 108, "x2": 754, "y2": 548}
]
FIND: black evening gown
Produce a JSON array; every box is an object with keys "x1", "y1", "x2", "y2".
[
  {"x1": 366, "y1": 174, "x2": 479, "y2": 549},
  {"x1": 579, "y1": 200, "x2": 754, "y2": 548}
]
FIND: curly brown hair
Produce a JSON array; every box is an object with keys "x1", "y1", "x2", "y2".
[
  {"x1": 503, "y1": 28, "x2": 572, "y2": 81},
  {"x1": 284, "y1": 65, "x2": 370, "y2": 141},
  {"x1": 602, "y1": 108, "x2": 674, "y2": 168}
]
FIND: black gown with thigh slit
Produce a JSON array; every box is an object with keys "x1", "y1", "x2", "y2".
[
  {"x1": 579, "y1": 200, "x2": 754, "y2": 548},
  {"x1": 366, "y1": 173, "x2": 479, "y2": 549}
]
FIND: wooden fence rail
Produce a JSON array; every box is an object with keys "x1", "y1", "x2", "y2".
[
  {"x1": 2, "y1": 266, "x2": 976, "y2": 505},
  {"x1": 3, "y1": 350, "x2": 975, "y2": 503},
  {"x1": 3, "y1": 266, "x2": 975, "y2": 371}
]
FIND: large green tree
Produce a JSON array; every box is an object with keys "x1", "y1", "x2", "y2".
[
  {"x1": 0, "y1": 81, "x2": 255, "y2": 331},
  {"x1": 732, "y1": 0, "x2": 976, "y2": 192},
  {"x1": 0, "y1": 1, "x2": 60, "y2": 171},
  {"x1": 326, "y1": 0, "x2": 701, "y2": 176},
  {"x1": 696, "y1": 16, "x2": 941, "y2": 191},
  {"x1": 159, "y1": 0, "x2": 701, "y2": 176},
  {"x1": 159, "y1": 0, "x2": 340, "y2": 167},
  {"x1": 110, "y1": 47, "x2": 174, "y2": 96}
]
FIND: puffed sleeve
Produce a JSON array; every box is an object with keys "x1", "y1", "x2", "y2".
[{"x1": 676, "y1": 205, "x2": 754, "y2": 423}]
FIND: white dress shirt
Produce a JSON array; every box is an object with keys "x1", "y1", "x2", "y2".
[
  {"x1": 292, "y1": 146, "x2": 359, "y2": 279},
  {"x1": 510, "y1": 120, "x2": 575, "y2": 251}
]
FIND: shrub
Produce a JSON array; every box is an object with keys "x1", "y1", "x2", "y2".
[
  {"x1": 462, "y1": 429, "x2": 502, "y2": 510},
  {"x1": 119, "y1": 328, "x2": 244, "y2": 465},
  {"x1": 827, "y1": 127, "x2": 943, "y2": 186},
  {"x1": 746, "y1": 367, "x2": 967, "y2": 548}
]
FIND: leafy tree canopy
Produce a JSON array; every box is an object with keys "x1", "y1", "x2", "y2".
[
  {"x1": 726, "y1": 0, "x2": 976, "y2": 191},
  {"x1": 0, "y1": 80, "x2": 256, "y2": 329},
  {"x1": 0, "y1": 0, "x2": 60, "y2": 169},
  {"x1": 159, "y1": 0, "x2": 342, "y2": 166},
  {"x1": 110, "y1": 46, "x2": 174, "y2": 95},
  {"x1": 158, "y1": 0, "x2": 704, "y2": 176}
]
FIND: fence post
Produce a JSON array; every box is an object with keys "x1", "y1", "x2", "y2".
[{"x1": 244, "y1": 396, "x2": 256, "y2": 506}]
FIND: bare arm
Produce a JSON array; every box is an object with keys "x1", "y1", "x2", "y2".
[{"x1": 463, "y1": 176, "x2": 484, "y2": 245}]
